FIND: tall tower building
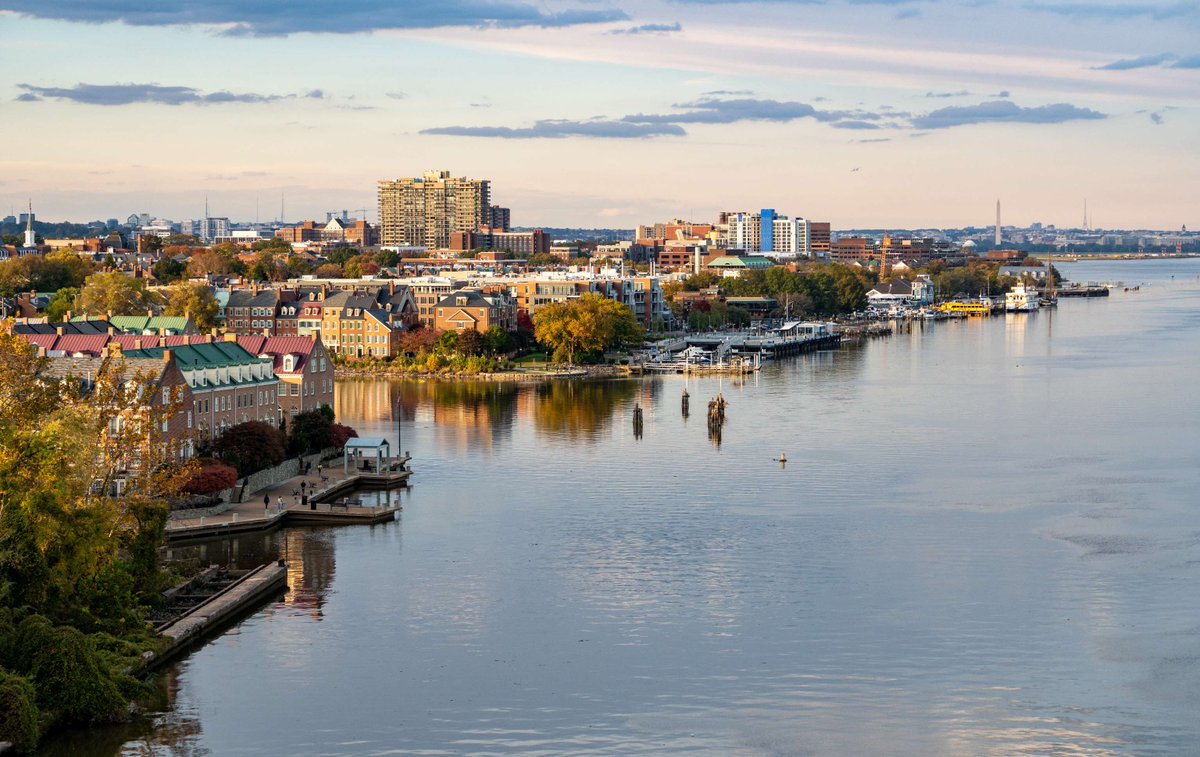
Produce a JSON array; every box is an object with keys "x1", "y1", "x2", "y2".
[
  {"x1": 995, "y1": 200, "x2": 1001, "y2": 247},
  {"x1": 377, "y1": 170, "x2": 490, "y2": 248}
]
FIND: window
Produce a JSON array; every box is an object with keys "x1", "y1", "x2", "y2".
[
  {"x1": 187, "y1": 411, "x2": 192, "y2": 429},
  {"x1": 290, "y1": 384, "x2": 299, "y2": 396}
]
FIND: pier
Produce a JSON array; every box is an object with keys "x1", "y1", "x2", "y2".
[
  {"x1": 641, "y1": 322, "x2": 841, "y2": 373},
  {"x1": 165, "y1": 454, "x2": 411, "y2": 544},
  {"x1": 149, "y1": 561, "x2": 289, "y2": 668}
]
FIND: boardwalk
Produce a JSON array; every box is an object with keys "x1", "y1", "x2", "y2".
[{"x1": 165, "y1": 460, "x2": 410, "y2": 543}]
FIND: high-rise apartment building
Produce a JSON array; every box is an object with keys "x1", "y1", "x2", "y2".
[
  {"x1": 377, "y1": 170, "x2": 490, "y2": 248},
  {"x1": 489, "y1": 206, "x2": 511, "y2": 232},
  {"x1": 728, "y1": 210, "x2": 811, "y2": 258},
  {"x1": 199, "y1": 217, "x2": 231, "y2": 243}
]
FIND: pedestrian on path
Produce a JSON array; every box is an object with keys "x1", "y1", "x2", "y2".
[
  {"x1": 277, "y1": 496, "x2": 284, "y2": 511},
  {"x1": 300, "y1": 480, "x2": 306, "y2": 494},
  {"x1": 263, "y1": 493, "x2": 270, "y2": 512}
]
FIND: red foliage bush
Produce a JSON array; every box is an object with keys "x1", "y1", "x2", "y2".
[
  {"x1": 183, "y1": 459, "x2": 238, "y2": 495},
  {"x1": 328, "y1": 423, "x2": 358, "y2": 449}
]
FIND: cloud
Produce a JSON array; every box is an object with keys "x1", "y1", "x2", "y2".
[
  {"x1": 621, "y1": 97, "x2": 886, "y2": 126},
  {"x1": 14, "y1": 82, "x2": 313, "y2": 105},
  {"x1": 854, "y1": 138, "x2": 892, "y2": 143},
  {"x1": 1171, "y1": 54, "x2": 1200, "y2": 68},
  {"x1": 829, "y1": 120, "x2": 881, "y2": 129},
  {"x1": 1149, "y1": 112, "x2": 1164, "y2": 124},
  {"x1": 611, "y1": 22, "x2": 681, "y2": 34},
  {"x1": 1024, "y1": 1, "x2": 1199, "y2": 21},
  {"x1": 1093, "y1": 52, "x2": 1177, "y2": 70},
  {"x1": 702, "y1": 89, "x2": 754, "y2": 96},
  {"x1": 993, "y1": 90, "x2": 1011, "y2": 98},
  {"x1": 925, "y1": 90, "x2": 972, "y2": 98},
  {"x1": 911, "y1": 100, "x2": 1106, "y2": 129},
  {"x1": 385, "y1": 91, "x2": 407, "y2": 100},
  {"x1": 0, "y1": 0, "x2": 629, "y2": 35},
  {"x1": 421, "y1": 120, "x2": 685, "y2": 139}
]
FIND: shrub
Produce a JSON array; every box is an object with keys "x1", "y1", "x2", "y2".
[
  {"x1": 0, "y1": 669, "x2": 39, "y2": 750},
  {"x1": 182, "y1": 459, "x2": 238, "y2": 495},
  {"x1": 328, "y1": 423, "x2": 358, "y2": 449}
]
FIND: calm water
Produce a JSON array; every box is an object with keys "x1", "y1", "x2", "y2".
[{"x1": 47, "y1": 259, "x2": 1200, "y2": 756}]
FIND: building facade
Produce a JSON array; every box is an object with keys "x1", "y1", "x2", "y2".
[{"x1": 378, "y1": 170, "x2": 490, "y2": 248}]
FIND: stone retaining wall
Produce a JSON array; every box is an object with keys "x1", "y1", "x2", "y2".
[{"x1": 168, "y1": 449, "x2": 338, "y2": 521}]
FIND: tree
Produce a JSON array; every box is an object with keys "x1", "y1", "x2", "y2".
[
  {"x1": 315, "y1": 263, "x2": 343, "y2": 278},
  {"x1": 186, "y1": 249, "x2": 235, "y2": 278},
  {"x1": 0, "y1": 251, "x2": 93, "y2": 297},
  {"x1": 457, "y1": 328, "x2": 484, "y2": 356},
  {"x1": 532, "y1": 293, "x2": 642, "y2": 364},
  {"x1": 140, "y1": 235, "x2": 163, "y2": 256},
  {"x1": 483, "y1": 325, "x2": 511, "y2": 355},
  {"x1": 76, "y1": 272, "x2": 160, "y2": 316},
  {"x1": 328, "y1": 423, "x2": 358, "y2": 449},
  {"x1": 213, "y1": 421, "x2": 285, "y2": 475},
  {"x1": 45, "y1": 288, "x2": 78, "y2": 322},
  {"x1": 151, "y1": 256, "x2": 187, "y2": 284},
  {"x1": 288, "y1": 409, "x2": 334, "y2": 455},
  {"x1": 162, "y1": 282, "x2": 220, "y2": 330}
]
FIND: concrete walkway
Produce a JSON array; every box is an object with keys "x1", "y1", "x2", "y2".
[{"x1": 165, "y1": 460, "x2": 409, "y2": 542}]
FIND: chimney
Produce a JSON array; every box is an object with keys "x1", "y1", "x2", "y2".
[
  {"x1": 311, "y1": 331, "x2": 318, "y2": 343},
  {"x1": 108, "y1": 326, "x2": 115, "y2": 335},
  {"x1": 146, "y1": 309, "x2": 153, "y2": 318},
  {"x1": 210, "y1": 328, "x2": 219, "y2": 339},
  {"x1": 65, "y1": 310, "x2": 72, "y2": 321},
  {"x1": 163, "y1": 349, "x2": 174, "y2": 366},
  {"x1": 388, "y1": 280, "x2": 394, "y2": 296},
  {"x1": 135, "y1": 339, "x2": 143, "y2": 350},
  {"x1": 263, "y1": 327, "x2": 270, "y2": 337},
  {"x1": 107, "y1": 310, "x2": 113, "y2": 321},
  {"x1": 37, "y1": 346, "x2": 46, "y2": 357},
  {"x1": 224, "y1": 332, "x2": 238, "y2": 343},
  {"x1": 56, "y1": 326, "x2": 63, "y2": 335}
]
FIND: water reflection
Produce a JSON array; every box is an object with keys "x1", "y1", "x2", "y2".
[{"x1": 528, "y1": 379, "x2": 638, "y2": 441}]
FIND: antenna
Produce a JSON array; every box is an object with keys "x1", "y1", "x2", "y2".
[
  {"x1": 1083, "y1": 199, "x2": 1087, "y2": 231},
  {"x1": 205, "y1": 194, "x2": 209, "y2": 219}
]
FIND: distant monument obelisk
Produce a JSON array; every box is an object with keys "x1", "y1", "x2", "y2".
[{"x1": 995, "y1": 200, "x2": 1001, "y2": 247}]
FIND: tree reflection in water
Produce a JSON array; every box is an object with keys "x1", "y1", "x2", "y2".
[{"x1": 530, "y1": 379, "x2": 639, "y2": 441}]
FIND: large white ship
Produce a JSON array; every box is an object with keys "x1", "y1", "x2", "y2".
[{"x1": 1005, "y1": 283, "x2": 1040, "y2": 312}]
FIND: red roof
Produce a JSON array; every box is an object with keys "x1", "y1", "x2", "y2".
[
  {"x1": 54, "y1": 334, "x2": 111, "y2": 356},
  {"x1": 235, "y1": 335, "x2": 317, "y2": 375}
]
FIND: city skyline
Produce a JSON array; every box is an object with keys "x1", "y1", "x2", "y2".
[{"x1": 1, "y1": 0, "x2": 1196, "y2": 229}]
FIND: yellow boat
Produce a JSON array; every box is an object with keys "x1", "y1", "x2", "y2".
[{"x1": 936, "y1": 301, "x2": 991, "y2": 316}]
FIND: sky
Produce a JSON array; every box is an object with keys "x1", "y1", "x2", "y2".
[{"x1": 0, "y1": 0, "x2": 1197, "y2": 230}]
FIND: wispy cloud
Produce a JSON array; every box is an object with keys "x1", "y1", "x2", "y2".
[
  {"x1": 1024, "y1": 1, "x2": 1200, "y2": 22},
  {"x1": 925, "y1": 90, "x2": 972, "y2": 98},
  {"x1": 610, "y1": 22, "x2": 682, "y2": 34},
  {"x1": 701, "y1": 89, "x2": 753, "y2": 96},
  {"x1": 1171, "y1": 54, "x2": 1200, "y2": 68},
  {"x1": 385, "y1": 91, "x2": 407, "y2": 100},
  {"x1": 0, "y1": 0, "x2": 628, "y2": 35},
  {"x1": 421, "y1": 120, "x2": 685, "y2": 139},
  {"x1": 1093, "y1": 52, "x2": 1177, "y2": 70},
  {"x1": 15, "y1": 82, "x2": 322, "y2": 105},
  {"x1": 424, "y1": 95, "x2": 1112, "y2": 139},
  {"x1": 911, "y1": 100, "x2": 1106, "y2": 129},
  {"x1": 1149, "y1": 112, "x2": 1164, "y2": 124}
]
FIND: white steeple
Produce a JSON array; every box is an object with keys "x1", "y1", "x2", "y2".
[{"x1": 23, "y1": 200, "x2": 36, "y2": 248}]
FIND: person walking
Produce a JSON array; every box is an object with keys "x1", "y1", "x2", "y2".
[
  {"x1": 277, "y1": 496, "x2": 285, "y2": 512},
  {"x1": 263, "y1": 493, "x2": 270, "y2": 512}
]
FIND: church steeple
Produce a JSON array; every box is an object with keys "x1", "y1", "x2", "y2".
[{"x1": 23, "y1": 200, "x2": 36, "y2": 248}]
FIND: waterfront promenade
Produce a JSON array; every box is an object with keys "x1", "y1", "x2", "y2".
[{"x1": 165, "y1": 458, "x2": 410, "y2": 543}]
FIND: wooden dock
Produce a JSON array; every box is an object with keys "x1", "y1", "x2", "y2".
[{"x1": 149, "y1": 561, "x2": 289, "y2": 669}]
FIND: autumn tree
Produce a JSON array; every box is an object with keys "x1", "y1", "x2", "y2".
[
  {"x1": 45, "y1": 287, "x2": 78, "y2": 322},
  {"x1": 151, "y1": 256, "x2": 187, "y2": 284},
  {"x1": 162, "y1": 282, "x2": 221, "y2": 330},
  {"x1": 76, "y1": 272, "x2": 160, "y2": 316},
  {"x1": 533, "y1": 293, "x2": 642, "y2": 364},
  {"x1": 186, "y1": 249, "x2": 235, "y2": 277},
  {"x1": 213, "y1": 421, "x2": 285, "y2": 475}
]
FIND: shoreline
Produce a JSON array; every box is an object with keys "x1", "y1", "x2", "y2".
[{"x1": 335, "y1": 364, "x2": 634, "y2": 382}]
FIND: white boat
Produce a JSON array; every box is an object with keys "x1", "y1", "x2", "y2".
[{"x1": 1005, "y1": 284, "x2": 1040, "y2": 312}]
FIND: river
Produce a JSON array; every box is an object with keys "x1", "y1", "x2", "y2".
[{"x1": 41, "y1": 258, "x2": 1200, "y2": 756}]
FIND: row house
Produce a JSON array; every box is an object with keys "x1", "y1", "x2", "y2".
[
  {"x1": 234, "y1": 333, "x2": 334, "y2": 418},
  {"x1": 317, "y1": 284, "x2": 418, "y2": 359},
  {"x1": 506, "y1": 277, "x2": 668, "y2": 329},
  {"x1": 433, "y1": 290, "x2": 517, "y2": 333},
  {"x1": 37, "y1": 348, "x2": 198, "y2": 465},
  {"x1": 118, "y1": 342, "x2": 281, "y2": 439}
]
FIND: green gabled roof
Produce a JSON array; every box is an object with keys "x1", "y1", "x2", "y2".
[
  {"x1": 121, "y1": 341, "x2": 264, "y2": 369},
  {"x1": 71, "y1": 314, "x2": 193, "y2": 334}
]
